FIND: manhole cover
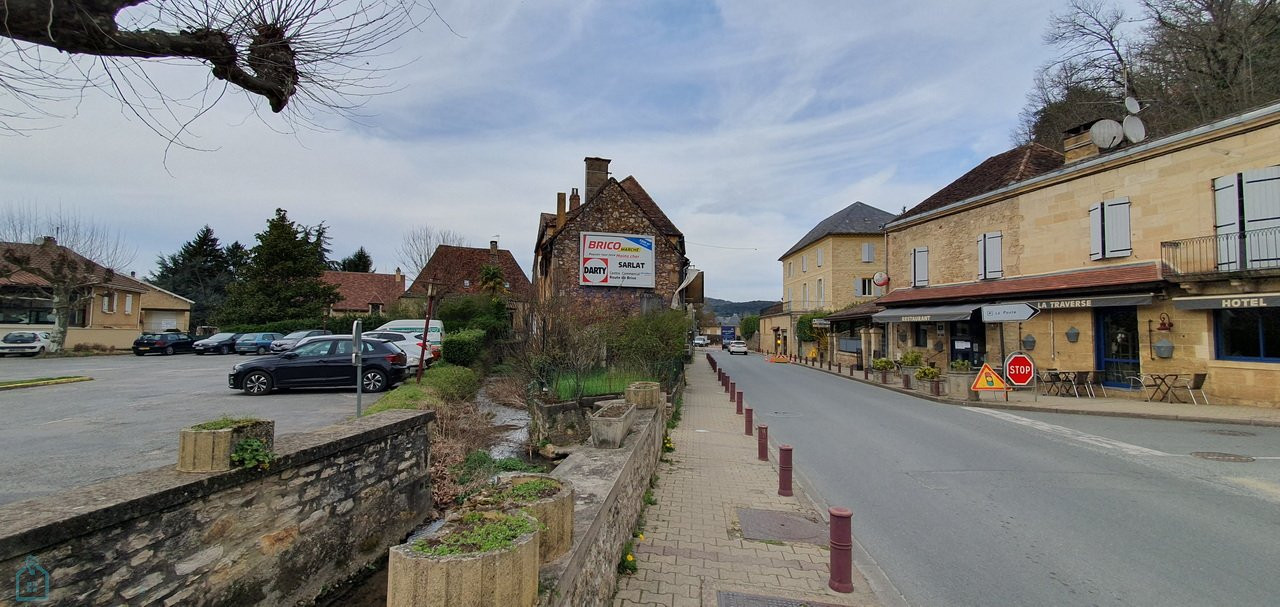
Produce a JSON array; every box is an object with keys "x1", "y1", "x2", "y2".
[
  {"x1": 1191, "y1": 451, "x2": 1255, "y2": 462},
  {"x1": 766, "y1": 411, "x2": 801, "y2": 418},
  {"x1": 718, "y1": 591, "x2": 845, "y2": 607},
  {"x1": 737, "y1": 508, "x2": 827, "y2": 546},
  {"x1": 1202, "y1": 429, "x2": 1256, "y2": 437}
]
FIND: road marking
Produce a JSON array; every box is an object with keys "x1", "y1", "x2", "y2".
[
  {"x1": 42, "y1": 417, "x2": 78, "y2": 425},
  {"x1": 963, "y1": 407, "x2": 1172, "y2": 456},
  {"x1": 1226, "y1": 477, "x2": 1280, "y2": 500}
]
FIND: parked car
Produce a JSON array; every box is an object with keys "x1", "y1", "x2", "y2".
[
  {"x1": 375, "y1": 319, "x2": 444, "y2": 360},
  {"x1": 270, "y1": 329, "x2": 333, "y2": 353},
  {"x1": 234, "y1": 332, "x2": 284, "y2": 355},
  {"x1": 364, "y1": 331, "x2": 427, "y2": 369},
  {"x1": 692, "y1": 335, "x2": 710, "y2": 347},
  {"x1": 0, "y1": 331, "x2": 57, "y2": 357},
  {"x1": 727, "y1": 340, "x2": 749, "y2": 355},
  {"x1": 193, "y1": 332, "x2": 243, "y2": 355},
  {"x1": 132, "y1": 332, "x2": 195, "y2": 356},
  {"x1": 228, "y1": 336, "x2": 408, "y2": 395}
]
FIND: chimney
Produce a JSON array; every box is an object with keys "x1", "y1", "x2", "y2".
[
  {"x1": 34, "y1": 236, "x2": 56, "y2": 246},
  {"x1": 556, "y1": 192, "x2": 567, "y2": 229},
  {"x1": 489, "y1": 240, "x2": 499, "y2": 264},
  {"x1": 569, "y1": 188, "x2": 580, "y2": 211},
  {"x1": 585, "y1": 157, "x2": 611, "y2": 198},
  {"x1": 1062, "y1": 123, "x2": 1100, "y2": 164},
  {"x1": 394, "y1": 267, "x2": 403, "y2": 289}
]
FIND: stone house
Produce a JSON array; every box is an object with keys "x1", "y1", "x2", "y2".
[
  {"x1": 322, "y1": 269, "x2": 406, "y2": 316},
  {"x1": 759, "y1": 201, "x2": 896, "y2": 360},
  {"x1": 532, "y1": 157, "x2": 700, "y2": 322},
  {"x1": 879, "y1": 103, "x2": 1280, "y2": 407},
  {"x1": 403, "y1": 242, "x2": 533, "y2": 334},
  {"x1": 0, "y1": 237, "x2": 193, "y2": 349}
]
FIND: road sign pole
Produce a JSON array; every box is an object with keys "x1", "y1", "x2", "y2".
[{"x1": 353, "y1": 320, "x2": 363, "y2": 417}]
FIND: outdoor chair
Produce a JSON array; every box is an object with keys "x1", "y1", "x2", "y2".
[
  {"x1": 1171, "y1": 373, "x2": 1209, "y2": 405},
  {"x1": 1126, "y1": 373, "x2": 1159, "y2": 401},
  {"x1": 1070, "y1": 371, "x2": 1095, "y2": 398},
  {"x1": 1040, "y1": 370, "x2": 1063, "y2": 395},
  {"x1": 1089, "y1": 371, "x2": 1108, "y2": 397}
]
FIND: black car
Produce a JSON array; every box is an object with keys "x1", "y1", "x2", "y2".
[
  {"x1": 270, "y1": 329, "x2": 333, "y2": 353},
  {"x1": 132, "y1": 332, "x2": 195, "y2": 356},
  {"x1": 228, "y1": 336, "x2": 408, "y2": 395},
  {"x1": 193, "y1": 332, "x2": 243, "y2": 355}
]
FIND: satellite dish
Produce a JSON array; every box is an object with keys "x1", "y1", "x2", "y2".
[
  {"x1": 1124, "y1": 96, "x2": 1141, "y2": 114},
  {"x1": 872, "y1": 272, "x2": 890, "y2": 287},
  {"x1": 1090, "y1": 119, "x2": 1124, "y2": 149},
  {"x1": 1122, "y1": 115, "x2": 1147, "y2": 143}
]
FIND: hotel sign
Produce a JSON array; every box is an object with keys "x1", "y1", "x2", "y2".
[{"x1": 1173, "y1": 293, "x2": 1279, "y2": 310}]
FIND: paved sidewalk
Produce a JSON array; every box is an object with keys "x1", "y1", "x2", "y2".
[
  {"x1": 790, "y1": 358, "x2": 1280, "y2": 427},
  {"x1": 613, "y1": 362, "x2": 880, "y2": 607}
]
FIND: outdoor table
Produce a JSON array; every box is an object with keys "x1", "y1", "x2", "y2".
[{"x1": 1147, "y1": 374, "x2": 1183, "y2": 402}]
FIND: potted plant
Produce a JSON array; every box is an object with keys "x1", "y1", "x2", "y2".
[
  {"x1": 915, "y1": 366, "x2": 944, "y2": 395},
  {"x1": 388, "y1": 510, "x2": 541, "y2": 607},
  {"x1": 625, "y1": 381, "x2": 661, "y2": 409},
  {"x1": 177, "y1": 416, "x2": 275, "y2": 473},
  {"x1": 899, "y1": 351, "x2": 924, "y2": 389},
  {"x1": 948, "y1": 359, "x2": 979, "y2": 401},
  {"x1": 463, "y1": 473, "x2": 574, "y2": 562},
  {"x1": 588, "y1": 399, "x2": 637, "y2": 449},
  {"x1": 871, "y1": 358, "x2": 895, "y2": 384}
]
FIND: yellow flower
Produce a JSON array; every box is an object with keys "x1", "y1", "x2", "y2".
[
  {"x1": 637, "y1": 533, "x2": 645, "y2": 541},
  {"x1": 626, "y1": 554, "x2": 635, "y2": 562}
]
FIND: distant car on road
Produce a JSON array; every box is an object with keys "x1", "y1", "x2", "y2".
[
  {"x1": 693, "y1": 335, "x2": 710, "y2": 347},
  {"x1": 0, "y1": 331, "x2": 57, "y2": 357},
  {"x1": 193, "y1": 332, "x2": 243, "y2": 355},
  {"x1": 270, "y1": 329, "x2": 333, "y2": 353},
  {"x1": 727, "y1": 340, "x2": 748, "y2": 355},
  {"x1": 234, "y1": 332, "x2": 284, "y2": 355},
  {"x1": 228, "y1": 335, "x2": 408, "y2": 395},
  {"x1": 132, "y1": 332, "x2": 194, "y2": 356}
]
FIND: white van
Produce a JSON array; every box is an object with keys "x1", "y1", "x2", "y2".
[{"x1": 375, "y1": 319, "x2": 445, "y2": 359}]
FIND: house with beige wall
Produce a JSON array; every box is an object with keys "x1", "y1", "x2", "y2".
[
  {"x1": 877, "y1": 103, "x2": 1280, "y2": 407},
  {"x1": 761, "y1": 201, "x2": 895, "y2": 358}
]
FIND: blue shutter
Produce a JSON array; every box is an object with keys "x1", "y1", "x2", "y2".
[
  {"x1": 1241, "y1": 166, "x2": 1280, "y2": 268},
  {"x1": 984, "y1": 232, "x2": 1003, "y2": 278},
  {"x1": 912, "y1": 247, "x2": 929, "y2": 287},
  {"x1": 1214, "y1": 175, "x2": 1240, "y2": 271},
  {"x1": 1103, "y1": 198, "x2": 1132, "y2": 258},
  {"x1": 1089, "y1": 204, "x2": 1104, "y2": 260}
]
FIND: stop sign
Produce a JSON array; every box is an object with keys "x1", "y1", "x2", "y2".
[{"x1": 1005, "y1": 353, "x2": 1036, "y2": 386}]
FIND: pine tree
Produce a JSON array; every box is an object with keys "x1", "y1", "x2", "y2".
[
  {"x1": 217, "y1": 209, "x2": 341, "y2": 326},
  {"x1": 334, "y1": 246, "x2": 374, "y2": 272},
  {"x1": 151, "y1": 225, "x2": 233, "y2": 329}
]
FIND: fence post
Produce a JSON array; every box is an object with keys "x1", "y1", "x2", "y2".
[
  {"x1": 744, "y1": 408, "x2": 753, "y2": 436},
  {"x1": 757, "y1": 425, "x2": 768, "y2": 461},
  {"x1": 778, "y1": 445, "x2": 793, "y2": 496},
  {"x1": 828, "y1": 507, "x2": 854, "y2": 593},
  {"x1": 735, "y1": 391, "x2": 743, "y2": 415},
  {"x1": 728, "y1": 381, "x2": 735, "y2": 401}
]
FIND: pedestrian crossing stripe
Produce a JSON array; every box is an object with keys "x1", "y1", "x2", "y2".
[{"x1": 971, "y1": 363, "x2": 1009, "y2": 391}]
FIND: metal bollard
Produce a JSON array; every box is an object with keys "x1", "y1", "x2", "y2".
[
  {"x1": 744, "y1": 407, "x2": 753, "y2": 436},
  {"x1": 757, "y1": 425, "x2": 768, "y2": 461},
  {"x1": 735, "y1": 391, "x2": 743, "y2": 414},
  {"x1": 828, "y1": 507, "x2": 854, "y2": 593},
  {"x1": 778, "y1": 445, "x2": 793, "y2": 496},
  {"x1": 837, "y1": 362, "x2": 841, "y2": 373},
  {"x1": 728, "y1": 381, "x2": 736, "y2": 400}
]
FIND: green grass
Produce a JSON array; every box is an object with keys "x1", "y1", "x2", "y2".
[
  {"x1": 453, "y1": 451, "x2": 545, "y2": 486},
  {"x1": 361, "y1": 381, "x2": 443, "y2": 416},
  {"x1": 190, "y1": 416, "x2": 264, "y2": 431},
  {"x1": 0, "y1": 376, "x2": 86, "y2": 388},
  {"x1": 501, "y1": 478, "x2": 560, "y2": 503},
  {"x1": 411, "y1": 512, "x2": 538, "y2": 556},
  {"x1": 552, "y1": 369, "x2": 653, "y2": 400}
]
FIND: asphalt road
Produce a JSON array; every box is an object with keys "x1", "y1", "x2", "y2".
[
  {"x1": 708, "y1": 350, "x2": 1280, "y2": 607},
  {"x1": 0, "y1": 352, "x2": 384, "y2": 506}
]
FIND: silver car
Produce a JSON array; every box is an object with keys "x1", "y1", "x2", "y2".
[{"x1": 727, "y1": 340, "x2": 749, "y2": 355}]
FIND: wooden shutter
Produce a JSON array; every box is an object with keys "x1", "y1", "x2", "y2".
[
  {"x1": 979, "y1": 232, "x2": 1003, "y2": 278},
  {"x1": 1214, "y1": 174, "x2": 1240, "y2": 271},
  {"x1": 854, "y1": 279, "x2": 865, "y2": 297},
  {"x1": 862, "y1": 243, "x2": 874, "y2": 262},
  {"x1": 1089, "y1": 204, "x2": 1104, "y2": 260},
  {"x1": 912, "y1": 247, "x2": 928, "y2": 287},
  {"x1": 1103, "y1": 198, "x2": 1132, "y2": 258},
  {"x1": 1241, "y1": 166, "x2": 1280, "y2": 268}
]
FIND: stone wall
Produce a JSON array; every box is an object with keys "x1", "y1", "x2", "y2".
[
  {"x1": 539, "y1": 407, "x2": 664, "y2": 607},
  {"x1": 0, "y1": 410, "x2": 434, "y2": 606}
]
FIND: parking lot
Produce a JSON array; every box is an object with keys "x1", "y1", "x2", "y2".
[{"x1": 0, "y1": 352, "x2": 386, "y2": 506}]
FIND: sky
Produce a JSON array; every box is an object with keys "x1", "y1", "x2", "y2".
[{"x1": 0, "y1": 1, "x2": 1106, "y2": 302}]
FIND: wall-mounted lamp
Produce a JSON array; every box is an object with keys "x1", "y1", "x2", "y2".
[
  {"x1": 1157, "y1": 313, "x2": 1174, "y2": 332},
  {"x1": 1021, "y1": 334, "x2": 1036, "y2": 351},
  {"x1": 1065, "y1": 327, "x2": 1080, "y2": 343},
  {"x1": 1153, "y1": 338, "x2": 1174, "y2": 358}
]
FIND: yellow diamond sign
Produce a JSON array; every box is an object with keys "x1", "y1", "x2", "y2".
[{"x1": 971, "y1": 363, "x2": 1009, "y2": 391}]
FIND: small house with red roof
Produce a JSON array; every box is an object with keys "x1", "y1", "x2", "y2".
[
  {"x1": 403, "y1": 241, "x2": 533, "y2": 333},
  {"x1": 321, "y1": 269, "x2": 406, "y2": 316}
]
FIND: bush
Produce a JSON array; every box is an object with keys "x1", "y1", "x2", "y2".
[
  {"x1": 949, "y1": 359, "x2": 973, "y2": 372},
  {"x1": 436, "y1": 295, "x2": 510, "y2": 338},
  {"x1": 900, "y1": 351, "x2": 924, "y2": 366},
  {"x1": 871, "y1": 357, "x2": 895, "y2": 371},
  {"x1": 442, "y1": 328, "x2": 486, "y2": 367},
  {"x1": 424, "y1": 363, "x2": 480, "y2": 402},
  {"x1": 915, "y1": 366, "x2": 942, "y2": 381}
]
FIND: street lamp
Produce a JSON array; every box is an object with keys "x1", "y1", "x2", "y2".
[{"x1": 416, "y1": 277, "x2": 441, "y2": 384}]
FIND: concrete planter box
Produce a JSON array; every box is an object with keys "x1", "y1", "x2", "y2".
[
  {"x1": 922, "y1": 379, "x2": 944, "y2": 396},
  {"x1": 388, "y1": 511, "x2": 540, "y2": 607},
  {"x1": 948, "y1": 372, "x2": 979, "y2": 401},
  {"x1": 177, "y1": 419, "x2": 274, "y2": 473},
  {"x1": 589, "y1": 400, "x2": 636, "y2": 449},
  {"x1": 466, "y1": 473, "x2": 574, "y2": 562},
  {"x1": 900, "y1": 366, "x2": 919, "y2": 390},
  {"x1": 625, "y1": 381, "x2": 661, "y2": 409}
]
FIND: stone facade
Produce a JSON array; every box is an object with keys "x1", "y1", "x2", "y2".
[
  {"x1": 781, "y1": 234, "x2": 885, "y2": 313},
  {"x1": 0, "y1": 410, "x2": 434, "y2": 606}
]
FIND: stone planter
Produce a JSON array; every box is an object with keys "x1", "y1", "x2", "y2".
[
  {"x1": 625, "y1": 381, "x2": 661, "y2": 409},
  {"x1": 177, "y1": 419, "x2": 274, "y2": 473},
  {"x1": 388, "y1": 511, "x2": 540, "y2": 607},
  {"x1": 466, "y1": 473, "x2": 574, "y2": 562},
  {"x1": 947, "y1": 372, "x2": 979, "y2": 401},
  {"x1": 924, "y1": 379, "x2": 944, "y2": 396},
  {"x1": 589, "y1": 400, "x2": 636, "y2": 449},
  {"x1": 900, "y1": 366, "x2": 919, "y2": 390}
]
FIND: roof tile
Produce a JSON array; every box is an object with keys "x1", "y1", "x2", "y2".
[
  {"x1": 405, "y1": 245, "x2": 532, "y2": 300},
  {"x1": 877, "y1": 263, "x2": 1163, "y2": 306},
  {"x1": 897, "y1": 144, "x2": 1064, "y2": 222}
]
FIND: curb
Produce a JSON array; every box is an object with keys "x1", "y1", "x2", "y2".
[
  {"x1": 0, "y1": 376, "x2": 93, "y2": 391},
  {"x1": 785, "y1": 358, "x2": 1280, "y2": 428}
]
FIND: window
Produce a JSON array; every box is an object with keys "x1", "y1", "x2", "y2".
[
  {"x1": 817, "y1": 279, "x2": 824, "y2": 306},
  {"x1": 1214, "y1": 167, "x2": 1280, "y2": 270},
  {"x1": 862, "y1": 243, "x2": 875, "y2": 263},
  {"x1": 787, "y1": 287, "x2": 793, "y2": 303},
  {"x1": 1216, "y1": 308, "x2": 1280, "y2": 361},
  {"x1": 911, "y1": 247, "x2": 929, "y2": 287},
  {"x1": 855, "y1": 278, "x2": 872, "y2": 297},
  {"x1": 788, "y1": 261, "x2": 793, "y2": 277},
  {"x1": 977, "y1": 232, "x2": 1003, "y2": 279},
  {"x1": 370, "y1": 303, "x2": 383, "y2": 315},
  {"x1": 101, "y1": 292, "x2": 117, "y2": 313},
  {"x1": 817, "y1": 250, "x2": 824, "y2": 267},
  {"x1": 802, "y1": 256, "x2": 807, "y2": 272},
  {"x1": 124, "y1": 294, "x2": 133, "y2": 315},
  {"x1": 463, "y1": 279, "x2": 471, "y2": 288},
  {"x1": 1089, "y1": 198, "x2": 1132, "y2": 260},
  {"x1": 914, "y1": 324, "x2": 928, "y2": 348},
  {"x1": 802, "y1": 284, "x2": 808, "y2": 307},
  {"x1": 293, "y1": 341, "x2": 334, "y2": 357}
]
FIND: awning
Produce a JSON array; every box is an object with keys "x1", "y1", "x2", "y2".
[
  {"x1": 1172, "y1": 293, "x2": 1280, "y2": 310},
  {"x1": 1008, "y1": 293, "x2": 1154, "y2": 310},
  {"x1": 872, "y1": 303, "x2": 980, "y2": 323}
]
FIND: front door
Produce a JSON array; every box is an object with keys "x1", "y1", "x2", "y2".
[
  {"x1": 949, "y1": 316, "x2": 986, "y2": 366},
  {"x1": 1095, "y1": 307, "x2": 1140, "y2": 387}
]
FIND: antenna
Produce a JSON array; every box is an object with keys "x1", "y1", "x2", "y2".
[
  {"x1": 1122, "y1": 115, "x2": 1146, "y2": 144},
  {"x1": 1124, "y1": 96, "x2": 1141, "y2": 114},
  {"x1": 1090, "y1": 119, "x2": 1124, "y2": 149}
]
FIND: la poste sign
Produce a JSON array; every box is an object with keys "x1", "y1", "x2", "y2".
[{"x1": 580, "y1": 232, "x2": 656, "y2": 288}]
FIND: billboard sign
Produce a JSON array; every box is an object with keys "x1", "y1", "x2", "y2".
[{"x1": 579, "y1": 232, "x2": 656, "y2": 288}]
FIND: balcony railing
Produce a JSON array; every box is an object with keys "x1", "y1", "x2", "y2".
[{"x1": 1161, "y1": 227, "x2": 1280, "y2": 279}]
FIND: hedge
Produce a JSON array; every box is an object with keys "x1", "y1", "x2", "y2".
[{"x1": 442, "y1": 328, "x2": 486, "y2": 367}]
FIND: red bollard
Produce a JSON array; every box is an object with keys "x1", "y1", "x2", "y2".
[
  {"x1": 837, "y1": 362, "x2": 842, "y2": 373},
  {"x1": 744, "y1": 407, "x2": 753, "y2": 436},
  {"x1": 735, "y1": 391, "x2": 743, "y2": 414},
  {"x1": 828, "y1": 507, "x2": 854, "y2": 593},
  {"x1": 757, "y1": 425, "x2": 768, "y2": 461},
  {"x1": 778, "y1": 445, "x2": 793, "y2": 496},
  {"x1": 728, "y1": 381, "x2": 736, "y2": 400}
]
